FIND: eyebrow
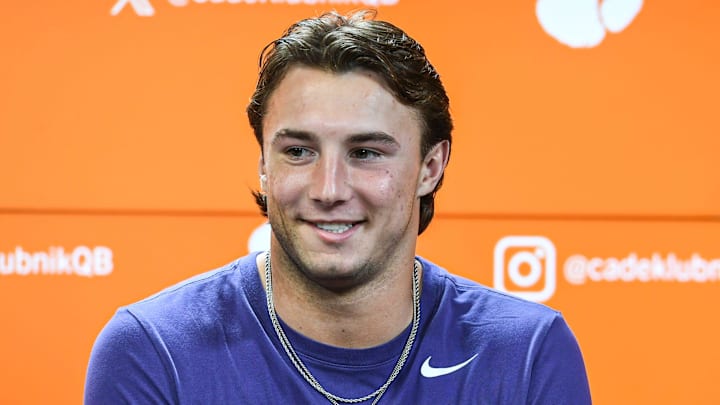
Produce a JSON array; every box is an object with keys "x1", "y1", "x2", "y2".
[
  {"x1": 271, "y1": 129, "x2": 400, "y2": 148},
  {"x1": 347, "y1": 132, "x2": 400, "y2": 147},
  {"x1": 270, "y1": 129, "x2": 315, "y2": 146}
]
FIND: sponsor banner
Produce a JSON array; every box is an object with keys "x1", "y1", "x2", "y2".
[{"x1": 1, "y1": 1, "x2": 719, "y2": 215}]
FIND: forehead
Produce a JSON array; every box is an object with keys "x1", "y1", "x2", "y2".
[{"x1": 262, "y1": 66, "x2": 423, "y2": 146}]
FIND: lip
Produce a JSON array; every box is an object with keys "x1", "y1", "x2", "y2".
[{"x1": 303, "y1": 219, "x2": 363, "y2": 243}]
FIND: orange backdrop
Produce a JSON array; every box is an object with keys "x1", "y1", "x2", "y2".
[{"x1": 1, "y1": 1, "x2": 719, "y2": 404}]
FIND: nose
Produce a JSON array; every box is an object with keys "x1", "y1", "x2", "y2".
[{"x1": 308, "y1": 153, "x2": 352, "y2": 205}]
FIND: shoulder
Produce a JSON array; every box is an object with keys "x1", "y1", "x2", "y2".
[
  {"x1": 421, "y1": 256, "x2": 560, "y2": 322},
  {"x1": 416, "y1": 257, "x2": 591, "y2": 403},
  {"x1": 97, "y1": 253, "x2": 262, "y2": 352},
  {"x1": 85, "y1": 253, "x2": 265, "y2": 403},
  {"x1": 127, "y1": 253, "x2": 260, "y2": 321},
  {"x1": 419, "y1": 257, "x2": 567, "y2": 349}
]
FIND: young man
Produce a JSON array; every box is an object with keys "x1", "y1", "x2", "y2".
[{"x1": 85, "y1": 10, "x2": 591, "y2": 404}]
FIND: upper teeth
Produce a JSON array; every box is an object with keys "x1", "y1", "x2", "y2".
[{"x1": 316, "y1": 223, "x2": 353, "y2": 233}]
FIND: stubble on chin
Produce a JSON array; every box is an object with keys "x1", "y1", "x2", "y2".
[{"x1": 269, "y1": 232, "x2": 381, "y2": 294}]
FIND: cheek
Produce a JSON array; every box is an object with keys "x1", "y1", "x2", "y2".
[
  {"x1": 267, "y1": 172, "x2": 306, "y2": 205},
  {"x1": 357, "y1": 170, "x2": 415, "y2": 206},
  {"x1": 362, "y1": 170, "x2": 392, "y2": 193}
]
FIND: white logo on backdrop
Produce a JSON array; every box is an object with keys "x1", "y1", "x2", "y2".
[
  {"x1": 494, "y1": 236, "x2": 557, "y2": 303},
  {"x1": 111, "y1": 0, "x2": 399, "y2": 17},
  {"x1": 536, "y1": 0, "x2": 643, "y2": 48},
  {"x1": 111, "y1": 0, "x2": 155, "y2": 16}
]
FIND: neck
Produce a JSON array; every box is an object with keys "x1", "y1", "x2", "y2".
[{"x1": 257, "y1": 252, "x2": 418, "y2": 349}]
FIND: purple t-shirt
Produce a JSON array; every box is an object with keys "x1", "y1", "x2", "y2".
[{"x1": 85, "y1": 253, "x2": 591, "y2": 404}]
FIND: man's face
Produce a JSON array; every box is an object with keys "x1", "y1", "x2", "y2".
[{"x1": 260, "y1": 66, "x2": 445, "y2": 290}]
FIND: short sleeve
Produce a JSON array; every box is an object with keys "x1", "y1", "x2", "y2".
[
  {"x1": 84, "y1": 309, "x2": 176, "y2": 404},
  {"x1": 528, "y1": 314, "x2": 592, "y2": 405}
]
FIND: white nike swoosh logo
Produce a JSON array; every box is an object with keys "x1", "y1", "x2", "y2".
[{"x1": 420, "y1": 354, "x2": 479, "y2": 378}]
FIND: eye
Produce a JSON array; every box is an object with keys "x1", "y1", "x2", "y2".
[
  {"x1": 285, "y1": 146, "x2": 314, "y2": 160},
  {"x1": 350, "y1": 148, "x2": 382, "y2": 160}
]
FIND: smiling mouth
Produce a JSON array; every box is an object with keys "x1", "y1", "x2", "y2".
[{"x1": 314, "y1": 223, "x2": 356, "y2": 234}]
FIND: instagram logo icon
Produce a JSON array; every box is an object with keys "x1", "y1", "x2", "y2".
[{"x1": 494, "y1": 236, "x2": 557, "y2": 302}]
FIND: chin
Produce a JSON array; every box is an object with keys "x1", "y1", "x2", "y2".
[{"x1": 301, "y1": 261, "x2": 375, "y2": 289}]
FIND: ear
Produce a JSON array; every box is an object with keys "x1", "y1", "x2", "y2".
[
  {"x1": 258, "y1": 156, "x2": 267, "y2": 192},
  {"x1": 416, "y1": 140, "x2": 450, "y2": 197}
]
